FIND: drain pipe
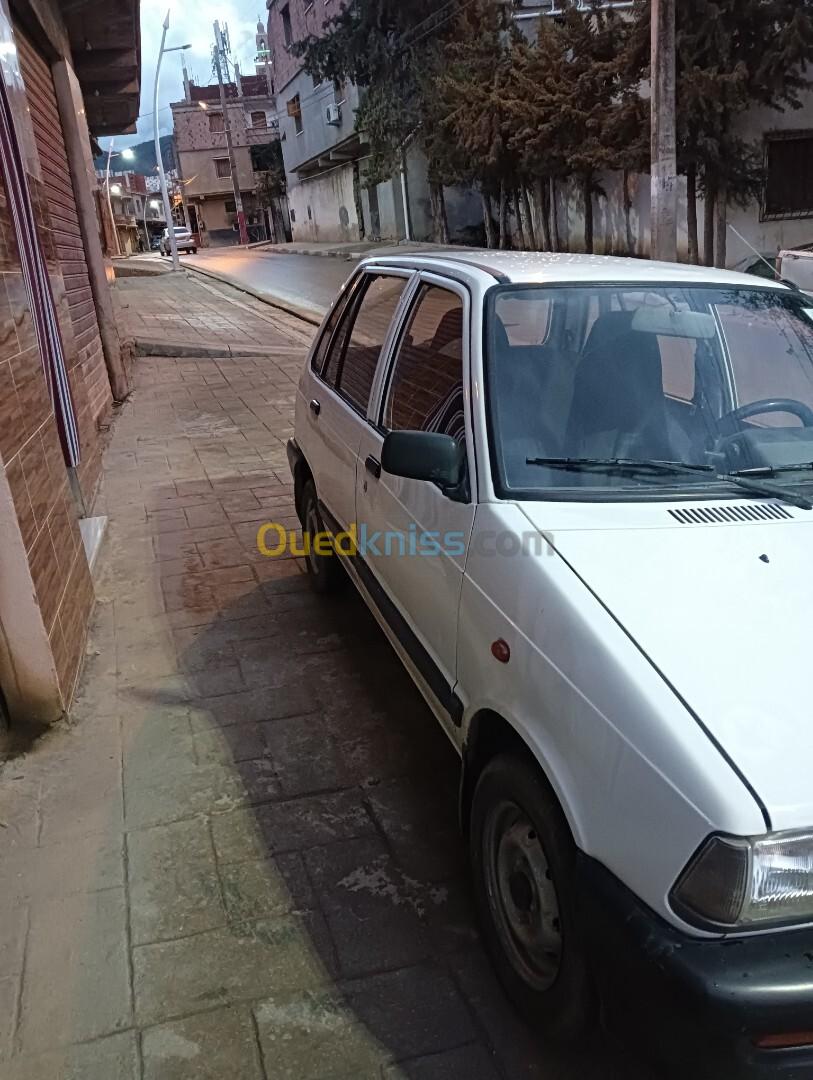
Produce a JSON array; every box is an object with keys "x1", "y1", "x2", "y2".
[{"x1": 399, "y1": 148, "x2": 412, "y2": 242}]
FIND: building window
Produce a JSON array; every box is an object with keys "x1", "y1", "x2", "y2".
[
  {"x1": 281, "y1": 4, "x2": 293, "y2": 48},
  {"x1": 764, "y1": 133, "x2": 813, "y2": 219},
  {"x1": 224, "y1": 198, "x2": 236, "y2": 214},
  {"x1": 288, "y1": 93, "x2": 303, "y2": 135},
  {"x1": 251, "y1": 110, "x2": 267, "y2": 129},
  {"x1": 215, "y1": 157, "x2": 231, "y2": 179},
  {"x1": 208, "y1": 111, "x2": 225, "y2": 133}
]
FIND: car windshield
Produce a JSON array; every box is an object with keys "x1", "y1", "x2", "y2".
[{"x1": 485, "y1": 283, "x2": 813, "y2": 499}]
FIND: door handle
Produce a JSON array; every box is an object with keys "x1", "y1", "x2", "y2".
[
  {"x1": 365, "y1": 455, "x2": 381, "y2": 479},
  {"x1": 309, "y1": 399, "x2": 321, "y2": 416}
]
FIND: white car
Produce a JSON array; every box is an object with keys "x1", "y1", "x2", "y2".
[
  {"x1": 159, "y1": 225, "x2": 196, "y2": 255},
  {"x1": 287, "y1": 252, "x2": 813, "y2": 1078}
]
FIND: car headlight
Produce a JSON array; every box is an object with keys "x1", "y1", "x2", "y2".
[{"x1": 671, "y1": 830, "x2": 813, "y2": 930}]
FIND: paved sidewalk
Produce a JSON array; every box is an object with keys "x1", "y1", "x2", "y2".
[
  {"x1": 114, "y1": 270, "x2": 315, "y2": 353},
  {"x1": 0, "y1": 275, "x2": 654, "y2": 1079}
]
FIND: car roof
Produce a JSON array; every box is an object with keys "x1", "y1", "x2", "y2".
[{"x1": 360, "y1": 250, "x2": 790, "y2": 292}]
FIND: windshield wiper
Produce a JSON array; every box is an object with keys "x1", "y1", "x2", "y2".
[
  {"x1": 730, "y1": 462, "x2": 813, "y2": 476},
  {"x1": 525, "y1": 457, "x2": 715, "y2": 476},
  {"x1": 524, "y1": 456, "x2": 813, "y2": 510}
]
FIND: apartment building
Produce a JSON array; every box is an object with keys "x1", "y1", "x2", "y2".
[
  {"x1": 103, "y1": 170, "x2": 167, "y2": 254},
  {"x1": 171, "y1": 23, "x2": 280, "y2": 246},
  {"x1": 267, "y1": 0, "x2": 482, "y2": 244}
]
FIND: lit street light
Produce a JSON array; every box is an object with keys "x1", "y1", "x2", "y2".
[
  {"x1": 104, "y1": 141, "x2": 135, "y2": 256},
  {"x1": 153, "y1": 11, "x2": 191, "y2": 271}
]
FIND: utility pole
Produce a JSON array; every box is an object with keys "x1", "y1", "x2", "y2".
[
  {"x1": 213, "y1": 21, "x2": 250, "y2": 246},
  {"x1": 650, "y1": 0, "x2": 678, "y2": 262}
]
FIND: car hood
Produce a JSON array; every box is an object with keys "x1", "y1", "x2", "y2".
[{"x1": 519, "y1": 503, "x2": 813, "y2": 831}]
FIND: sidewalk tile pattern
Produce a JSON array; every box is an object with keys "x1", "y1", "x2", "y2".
[{"x1": 0, "y1": 276, "x2": 654, "y2": 1079}]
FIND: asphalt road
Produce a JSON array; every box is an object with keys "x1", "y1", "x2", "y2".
[{"x1": 181, "y1": 246, "x2": 354, "y2": 321}]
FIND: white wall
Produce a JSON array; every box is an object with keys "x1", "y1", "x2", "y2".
[{"x1": 288, "y1": 162, "x2": 360, "y2": 243}]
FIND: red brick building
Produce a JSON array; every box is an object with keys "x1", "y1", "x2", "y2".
[{"x1": 0, "y1": 0, "x2": 139, "y2": 729}]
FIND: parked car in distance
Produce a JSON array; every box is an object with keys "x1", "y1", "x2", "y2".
[
  {"x1": 288, "y1": 251, "x2": 813, "y2": 1079},
  {"x1": 149, "y1": 234, "x2": 162, "y2": 251},
  {"x1": 159, "y1": 225, "x2": 196, "y2": 255}
]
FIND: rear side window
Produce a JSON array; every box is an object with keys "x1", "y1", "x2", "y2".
[
  {"x1": 325, "y1": 274, "x2": 407, "y2": 414},
  {"x1": 383, "y1": 284, "x2": 465, "y2": 441},
  {"x1": 311, "y1": 281, "x2": 356, "y2": 374}
]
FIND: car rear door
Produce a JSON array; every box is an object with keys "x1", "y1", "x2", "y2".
[
  {"x1": 303, "y1": 268, "x2": 413, "y2": 532},
  {"x1": 355, "y1": 275, "x2": 476, "y2": 740}
]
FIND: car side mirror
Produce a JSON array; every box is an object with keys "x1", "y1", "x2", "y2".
[{"x1": 381, "y1": 431, "x2": 466, "y2": 493}]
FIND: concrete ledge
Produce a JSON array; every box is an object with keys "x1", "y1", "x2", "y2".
[{"x1": 133, "y1": 338, "x2": 276, "y2": 359}]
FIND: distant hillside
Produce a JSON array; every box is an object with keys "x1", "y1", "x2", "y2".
[{"x1": 95, "y1": 134, "x2": 177, "y2": 175}]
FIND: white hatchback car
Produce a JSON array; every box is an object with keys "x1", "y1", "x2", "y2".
[{"x1": 288, "y1": 252, "x2": 813, "y2": 1078}]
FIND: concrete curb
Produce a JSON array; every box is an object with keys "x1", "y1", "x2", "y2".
[
  {"x1": 181, "y1": 263, "x2": 325, "y2": 327},
  {"x1": 133, "y1": 338, "x2": 275, "y2": 359}
]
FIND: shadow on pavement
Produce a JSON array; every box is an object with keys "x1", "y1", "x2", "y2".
[{"x1": 160, "y1": 566, "x2": 660, "y2": 1080}]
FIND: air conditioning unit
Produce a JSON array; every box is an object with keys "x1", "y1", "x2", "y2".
[{"x1": 325, "y1": 103, "x2": 341, "y2": 127}]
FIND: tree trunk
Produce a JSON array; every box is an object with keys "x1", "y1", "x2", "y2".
[
  {"x1": 715, "y1": 179, "x2": 728, "y2": 269},
  {"x1": 704, "y1": 181, "x2": 716, "y2": 267},
  {"x1": 429, "y1": 181, "x2": 450, "y2": 244},
  {"x1": 522, "y1": 186, "x2": 537, "y2": 250},
  {"x1": 550, "y1": 176, "x2": 560, "y2": 252},
  {"x1": 499, "y1": 181, "x2": 509, "y2": 250},
  {"x1": 582, "y1": 175, "x2": 594, "y2": 255},
  {"x1": 481, "y1": 191, "x2": 496, "y2": 249},
  {"x1": 686, "y1": 164, "x2": 699, "y2": 265},
  {"x1": 534, "y1": 178, "x2": 552, "y2": 250},
  {"x1": 513, "y1": 189, "x2": 526, "y2": 250},
  {"x1": 622, "y1": 169, "x2": 634, "y2": 256}
]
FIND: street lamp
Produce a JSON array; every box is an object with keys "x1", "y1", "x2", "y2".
[
  {"x1": 153, "y1": 11, "x2": 191, "y2": 271},
  {"x1": 104, "y1": 141, "x2": 135, "y2": 256},
  {"x1": 142, "y1": 197, "x2": 163, "y2": 251}
]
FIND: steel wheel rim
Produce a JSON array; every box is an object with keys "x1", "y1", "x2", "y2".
[{"x1": 483, "y1": 799, "x2": 563, "y2": 992}]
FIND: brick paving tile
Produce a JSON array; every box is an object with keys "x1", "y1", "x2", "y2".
[{"x1": 0, "y1": 274, "x2": 657, "y2": 1080}]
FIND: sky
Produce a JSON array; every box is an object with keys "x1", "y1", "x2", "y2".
[{"x1": 100, "y1": 0, "x2": 265, "y2": 150}]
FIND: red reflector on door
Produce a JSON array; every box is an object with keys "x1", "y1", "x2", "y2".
[
  {"x1": 491, "y1": 639, "x2": 510, "y2": 664},
  {"x1": 754, "y1": 1032, "x2": 813, "y2": 1050}
]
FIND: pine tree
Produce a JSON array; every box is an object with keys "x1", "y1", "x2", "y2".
[
  {"x1": 504, "y1": 4, "x2": 643, "y2": 254},
  {"x1": 433, "y1": 1, "x2": 519, "y2": 248}
]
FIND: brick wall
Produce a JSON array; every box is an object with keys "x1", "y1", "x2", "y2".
[{"x1": 0, "y1": 185, "x2": 94, "y2": 710}]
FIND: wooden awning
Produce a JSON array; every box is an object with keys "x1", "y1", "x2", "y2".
[{"x1": 60, "y1": 0, "x2": 141, "y2": 135}]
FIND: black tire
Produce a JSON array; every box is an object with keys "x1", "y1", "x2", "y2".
[
  {"x1": 300, "y1": 480, "x2": 343, "y2": 594},
  {"x1": 470, "y1": 752, "x2": 595, "y2": 1042},
  {"x1": 191, "y1": 247, "x2": 197, "y2": 254}
]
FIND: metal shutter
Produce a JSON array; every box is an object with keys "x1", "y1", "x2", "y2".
[{"x1": 15, "y1": 28, "x2": 107, "y2": 400}]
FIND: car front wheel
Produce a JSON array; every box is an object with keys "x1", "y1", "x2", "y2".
[
  {"x1": 300, "y1": 480, "x2": 343, "y2": 594},
  {"x1": 470, "y1": 752, "x2": 595, "y2": 1042}
]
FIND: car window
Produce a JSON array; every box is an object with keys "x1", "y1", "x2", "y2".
[
  {"x1": 383, "y1": 284, "x2": 465, "y2": 442},
  {"x1": 325, "y1": 274, "x2": 407, "y2": 414},
  {"x1": 311, "y1": 281, "x2": 357, "y2": 374},
  {"x1": 717, "y1": 301, "x2": 813, "y2": 425}
]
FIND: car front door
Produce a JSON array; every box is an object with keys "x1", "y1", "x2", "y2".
[
  {"x1": 304, "y1": 269, "x2": 412, "y2": 532},
  {"x1": 355, "y1": 276, "x2": 476, "y2": 739}
]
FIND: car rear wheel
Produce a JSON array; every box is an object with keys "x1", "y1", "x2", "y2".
[
  {"x1": 301, "y1": 480, "x2": 343, "y2": 594},
  {"x1": 191, "y1": 247, "x2": 197, "y2": 254},
  {"x1": 470, "y1": 752, "x2": 595, "y2": 1042}
]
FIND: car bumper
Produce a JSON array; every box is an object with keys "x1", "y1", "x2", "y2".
[{"x1": 577, "y1": 855, "x2": 813, "y2": 1078}]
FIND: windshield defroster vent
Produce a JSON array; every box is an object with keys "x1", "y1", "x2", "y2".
[{"x1": 669, "y1": 504, "x2": 794, "y2": 525}]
